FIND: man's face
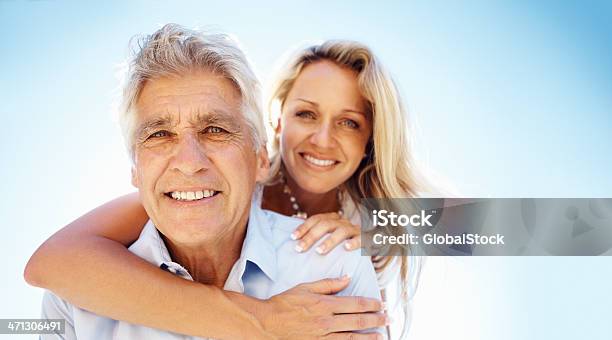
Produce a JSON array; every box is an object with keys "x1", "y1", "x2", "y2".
[{"x1": 131, "y1": 71, "x2": 268, "y2": 247}]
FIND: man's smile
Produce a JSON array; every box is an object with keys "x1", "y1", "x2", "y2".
[{"x1": 165, "y1": 189, "x2": 221, "y2": 201}]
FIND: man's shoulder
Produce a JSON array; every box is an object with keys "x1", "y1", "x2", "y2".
[
  {"x1": 259, "y1": 209, "x2": 372, "y2": 284},
  {"x1": 258, "y1": 208, "x2": 302, "y2": 248},
  {"x1": 260, "y1": 208, "x2": 302, "y2": 234},
  {"x1": 42, "y1": 291, "x2": 73, "y2": 319}
]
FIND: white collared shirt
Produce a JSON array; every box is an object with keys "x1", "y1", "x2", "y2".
[{"x1": 41, "y1": 204, "x2": 383, "y2": 339}]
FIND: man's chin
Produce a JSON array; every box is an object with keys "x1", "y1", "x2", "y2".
[{"x1": 156, "y1": 220, "x2": 224, "y2": 243}]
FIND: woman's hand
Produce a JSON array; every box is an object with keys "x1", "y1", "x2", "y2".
[{"x1": 291, "y1": 213, "x2": 361, "y2": 255}]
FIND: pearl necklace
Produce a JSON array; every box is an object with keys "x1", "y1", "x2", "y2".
[{"x1": 280, "y1": 171, "x2": 343, "y2": 219}]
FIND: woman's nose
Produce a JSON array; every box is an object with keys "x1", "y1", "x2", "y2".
[{"x1": 309, "y1": 123, "x2": 337, "y2": 149}]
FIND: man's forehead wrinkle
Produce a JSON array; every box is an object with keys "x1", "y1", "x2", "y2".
[
  {"x1": 138, "y1": 96, "x2": 240, "y2": 122},
  {"x1": 142, "y1": 113, "x2": 169, "y2": 127},
  {"x1": 140, "y1": 83, "x2": 240, "y2": 104}
]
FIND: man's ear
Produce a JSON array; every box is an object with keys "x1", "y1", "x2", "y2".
[
  {"x1": 255, "y1": 147, "x2": 270, "y2": 182},
  {"x1": 131, "y1": 167, "x2": 139, "y2": 188}
]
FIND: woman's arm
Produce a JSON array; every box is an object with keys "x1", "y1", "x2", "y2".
[
  {"x1": 24, "y1": 193, "x2": 386, "y2": 339},
  {"x1": 24, "y1": 193, "x2": 270, "y2": 339}
]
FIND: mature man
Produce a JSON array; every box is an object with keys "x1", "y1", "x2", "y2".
[{"x1": 40, "y1": 24, "x2": 385, "y2": 339}]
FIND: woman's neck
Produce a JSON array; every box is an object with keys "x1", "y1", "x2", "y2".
[
  {"x1": 285, "y1": 174, "x2": 340, "y2": 216},
  {"x1": 262, "y1": 172, "x2": 341, "y2": 218}
]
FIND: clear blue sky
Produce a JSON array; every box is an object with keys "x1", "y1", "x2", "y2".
[{"x1": 1, "y1": 1, "x2": 611, "y2": 339}]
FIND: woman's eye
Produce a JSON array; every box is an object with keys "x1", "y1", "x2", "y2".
[
  {"x1": 295, "y1": 111, "x2": 315, "y2": 119},
  {"x1": 203, "y1": 126, "x2": 227, "y2": 134},
  {"x1": 340, "y1": 119, "x2": 359, "y2": 129}
]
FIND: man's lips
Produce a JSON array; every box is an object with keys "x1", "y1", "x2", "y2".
[{"x1": 164, "y1": 189, "x2": 221, "y2": 202}]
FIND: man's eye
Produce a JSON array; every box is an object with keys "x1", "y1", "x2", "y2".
[
  {"x1": 203, "y1": 126, "x2": 227, "y2": 134},
  {"x1": 149, "y1": 130, "x2": 169, "y2": 139},
  {"x1": 295, "y1": 111, "x2": 315, "y2": 119},
  {"x1": 340, "y1": 119, "x2": 359, "y2": 129}
]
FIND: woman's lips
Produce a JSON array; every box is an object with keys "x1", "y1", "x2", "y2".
[{"x1": 299, "y1": 152, "x2": 339, "y2": 168}]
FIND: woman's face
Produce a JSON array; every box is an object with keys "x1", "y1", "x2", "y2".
[{"x1": 279, "y1": 60, "x2": 372, "y2": 194}]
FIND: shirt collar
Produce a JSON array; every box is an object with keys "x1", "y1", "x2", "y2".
[
  {"x1": 128, "y1": 220, "x2": 193, "y2": 280},
  {"x1": 238, "y1": 204, "x2": 278, "y2": 282}
]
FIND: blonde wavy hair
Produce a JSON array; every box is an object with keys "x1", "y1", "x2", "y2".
[{"x1": 267, "y1": 40, "x2": 425, "y2": 338}]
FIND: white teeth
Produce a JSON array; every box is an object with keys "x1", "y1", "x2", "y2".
[
  {"x1": 169, "y1": 190, "x2": 216, "y2": 201},
  {"x1": 303, "y1": 154, "x2": 336, "y2": 167}
]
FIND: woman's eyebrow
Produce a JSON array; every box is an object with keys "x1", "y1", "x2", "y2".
[
  {"x1": 296, "y1": 98, "x2": 318, "y2": 106},
  {"x1": 341, "y1": 108, "x2": 367, "y2": 116},
  {"x1": 296, "y1": 97, "x2": 366, "y2": 116}
]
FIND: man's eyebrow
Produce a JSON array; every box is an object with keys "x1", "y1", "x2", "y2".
[
  {"x1": 192, "y1": 110, "x2": 241, "y2": 130},
  {"x1": 135, "y1": 114, "x2": 174, "y2": 138},
  {"x1": 296, "y1": 97, "x2": 366, "y2": 116}
]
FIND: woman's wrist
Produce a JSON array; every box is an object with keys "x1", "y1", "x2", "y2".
[{"x1": 223, "y1": 291, "x2": 277, "y2": 339}]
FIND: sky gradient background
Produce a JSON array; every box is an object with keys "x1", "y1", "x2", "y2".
[{"x1": 1, "y1": 1, "x2": 611, "y2": 339}]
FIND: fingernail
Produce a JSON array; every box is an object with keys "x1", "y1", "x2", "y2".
[
  {"x1": 290, "y1": 232, "x2": 298, "y2": 240},
  {"x1": 344, "y1": 242, "x2": 352, "y2": 250},
  {"x1": 340, "y1": 274, "x2": 351, "y2": 280},
  {"x1": 316, "y1": 245, "x2": 325, "y2": 254},
  {"x1": 381, "y1": 302, "x2": 387, "y2": 310},
  {"x1": 295, "y1": 243, "x2": 304, "y2": 252}
]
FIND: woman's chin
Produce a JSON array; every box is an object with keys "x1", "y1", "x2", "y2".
[{"x1": 295, "y1": 179, "x2": 343, "y2": 195}]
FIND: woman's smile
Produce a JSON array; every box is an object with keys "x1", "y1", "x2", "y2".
[{"x1": 299, "y1": 152, "x2": 339, "y2": 169}]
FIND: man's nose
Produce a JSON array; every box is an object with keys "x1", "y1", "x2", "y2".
[
  {"x1": 309, "y1": 123, "x2": 337, "y2": 149},
  {"x1": 170, "y1": 134, "x2": 211, "y2": 175}
]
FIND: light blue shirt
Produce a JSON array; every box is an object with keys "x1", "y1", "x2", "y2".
[{"x1": 41, "y1": 203, "x2": 383, "y2": 339}]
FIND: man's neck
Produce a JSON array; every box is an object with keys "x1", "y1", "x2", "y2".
[{"x1": 161, "y1": 222, "x2": 247, "y2": 288}]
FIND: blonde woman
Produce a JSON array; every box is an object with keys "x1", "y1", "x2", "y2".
[
  {"x1": 26, "y1": 38, "x2": 423, "y2": 339},
  {"x1": 265, "y1": 41, "x2": 423, "y2": 339}
]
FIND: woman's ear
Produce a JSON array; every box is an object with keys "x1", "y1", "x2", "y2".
[{"x1": 274, "y1": 117, "x2": 282, "y2": 136}]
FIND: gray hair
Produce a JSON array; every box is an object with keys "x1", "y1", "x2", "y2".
[{"x1": 118, "y1": 23, "x2": 266, "y2": 159}]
